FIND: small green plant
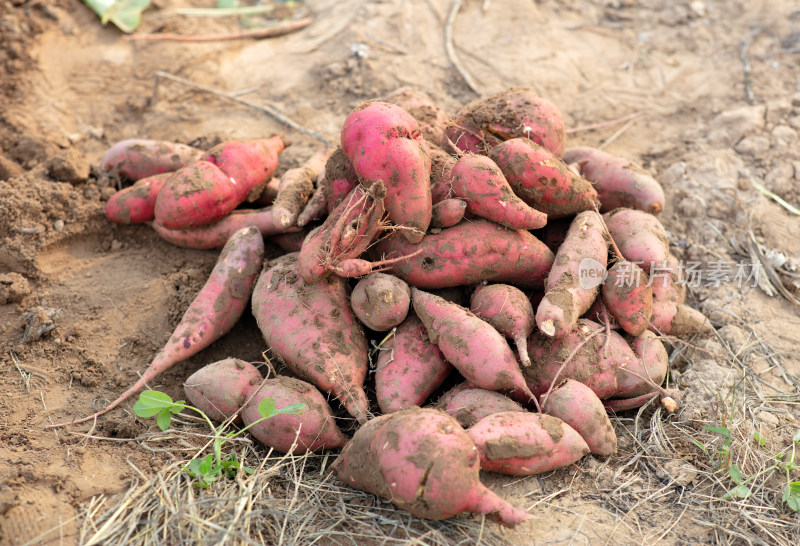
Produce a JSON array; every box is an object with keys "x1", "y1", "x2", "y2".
[{"x1": 133, "y1": 390, "x2": 305, "y2": 488}]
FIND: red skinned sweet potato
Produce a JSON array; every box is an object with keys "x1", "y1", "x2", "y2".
[
  {"x1": 333, "y1": 407, "x2": 531, "y2": 527},
  {"x1": 563, "y1": 146, "x2": 665, "y2": 214},
  {"x1": 351, "y1": 273, "x2": 411, "y2": 331},
  {"x1": 650, "y1": 254, "x2": 686, "y2": 303},
  {"x1": 105, "y1": 172, "x2": 171, "y2": 224},
  {"x1": 183, "y1": 358, "x2": 263, "y2": 424},
  {"x1": 272, "y1": 148, "x2": 332, "y2": 229},
  {"x1": 467, "y1": 412, "x2": 590, "y2": 476},
  {"x1": 613, "y1": 330, "x2": 668, "y2": 399},
  {"x1": 341, "y1": 101, "x2": 432, "y2": 243},
  {"x1": 372, "y1": 220, "x2": 554, "y2": 289},
  {"x1": 268, "y1": 229, "x2": 309, "y2": 253},
  {"x1": 428, "y1": 145, "x2": 458, "y2": 204},
  {"x1": 602, "y1": 260, "x2": 653, "y2": 336},
  {"x1": 470, "y1": 283, "x2": 535, "y2": 367},
  {"x1": 490, "y1": 138, "x2": 599, "y2": 218},
  {"x1": 441, "y1": 388, "x2": 525, "y2": 428},
  {"x1": 536, "y1": 211, "x2": 609, "y2": 338},
  {"x1": 375, "y1": 314, "x2": 453, "y2": 413},
  {"x1": 100, "y1": 139, "x2": 203, "y2": 181},
  {"x1": 412, "y1": 288, "x2": 536, "y2": 402},
  {"x1": 49, "y1": 226, "x2": 265, "y2": 428},
  {"x1": 524, "y1": 319, "x2": 633, "y2": 400},
  {"x1": 251, "y1": 253, "x2": 370, "y2": 423},
  {"x1": 199, "y1": 136, "x2": 287, "y2": 193},
  {"x1": 384, "y1": 87, "x2": 448, "y2": 146},
  {"x1": 542, "y1": 379, "x2": 617, "y2": 456},
  {"x1": 649, "y1": 301, "x2": 712, "y2": 336},
  {"x1": 151, "y1": 207, "x2": 298, "y2": 250},
  {"x1": 445, "y1": 88, "x2": 567, "y2": 157},
  {"x1": 604, "y1": 208, "x2": 670, "y2": 273},
  {"x1": 431, "y1": 198, "x2": 467, "y2": 228},
  {"x1": 321, "y1": 147, "x2": 359, "y2": 213},
  {"x1": 450, "y1": 154, "x2": 547, "y2": 230},
  {"x1": 241, "y1": 376, "x2": 348, "y2": 454}
]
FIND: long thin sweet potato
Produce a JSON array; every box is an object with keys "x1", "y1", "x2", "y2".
[
  {"x1": 48, "y1": 226, "x2": 265, "y2": 428},
  {"x1": 251, "y1": 253, "x2": 370, "y2": 423},
  {"x1": 100, "y1": 139, "x2": 203, "y2": 181}
]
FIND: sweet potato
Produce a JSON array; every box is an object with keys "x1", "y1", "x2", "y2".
[
  {"x1": 563, "y1": 147, "x2": 665, "y2": 214},
  {"x1": 490, "y1": 138, "x2": 599, "y2": 218},
  {"x1": 151, "y1": 207, "x2": 299, "y2": 250},
  {"x1": 542, "y1": 379, "x2": 617, "y2": 456},
  {"x1": 372, "y1": 220, "x2": 554, "y2": 289},
  {"x1": 428, "y1": 145, "x2": 458, "y2": 203},
  {"x1": 105, "y1": 172, "x2": 171, "y2": 224},
  {"x1": 375, "y1": 314, "x2": 453, "y2": 413},
  {"x1": 272, "y1": 148, "x2": 332, "y2": 229},
  {"x1": 536, "y1": 211, "x2": 609, "y2": 338},
  {"x1": 650, "y1": 254, "x2": 686, "y2": 303},
  {"x1": 445, "y1": 87, "x2": 567, "y2": 157},
  {"x1": 524, "y1": 319, "x2": 633, "y2": 400},
  {"x1": 241, "y1": 376, "x2": 348, "y2": 454},
  {"x1": 350, "y1": 273, "x2": 411, "y2": 331},
  {"x1": 450, "y1": 154, "x2": 547, "y2": 230},
  {"x1": 649, "y1": 301, "x2": 713, "y2": 336},
  {"x1": 199, "y1": 136, "x2": 287, "y2": 192},
  {"x1": 100, "y1": 139, "x2": 203, "y2": 181},
  {"x1": 441, "y1": 388, "x2": 525, "y2": 428},
  {"x1": 613, "y1": 330, "x2": 668, "y2": 399},
  {"x1": 467, "y1": 412, "x2": 590, "y2": 476},
  {"x1": 183, "y1": 358, "x2": 263, "y2": 424},
  {"x1": 298, "y1": 182, "x2": 386, "y2": 283},
  {"x1": 49, "y1": 226, "x2": 265, "y2": 427},
  {"x1": 431, "y1": 198, "x2": 467, "y2": 228},
  {"x1": 604, "y1": 208, "x2": 670, "y2": 272},
  {"x1": 412, "y1": 288, "x2": 536, "y2": 402},
  {"x1": 321, "y1": 147, "x2": 359, "y2": 213},
  {"x1": 384, "y1": 87, "x2": 448, "y2": 146},
  {"x1": 341, "y1": 101, "x2": 432, "y2": 243},
  {"x1": 268, "y1": 229, "x2": 308, "y2": 253},
  {"x1": 333, "y1": 407, "x2": 531, "y2": 527},
  {"x1": 470, "y1": 283, "x2": 535, "y2": 367},
  {"x1": 252, "y1": 176, "x2": 281, "y2": 206},
  {"x1": 251, "y1": 253, "x2": 370, "y2": 423},
  {"x1": 602, "y1": 260, "x2": 653, "y2": 336}
]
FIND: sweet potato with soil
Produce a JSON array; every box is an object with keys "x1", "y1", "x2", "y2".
[
  {"x1": 650, "y1": 254, "x2": 686, "y2": 303},
  {"x1": 524, "y1": 319, "x2": 633, "y2": 400},
  {"x1": 536, "y1": 211, "x2": 609, "y2": 338},
  {"x1": 613, "y1": 330, "x2": 668, "y2": 399},
  {"x1": 412, "y1": 288, "x2": 536, "y2": 402},
  {"x1": 297, "y1": 182, "x2": 386, "y2": 283},
  {"x1": 49, "y1": 226, "x2": 265, "y2": 428},
  {"x1": 431, "y1": 198, "x2": 466, "y2": 228},
  {"x1": 649, "y1": 301, "x2": 712, "y2": 336},
  {"x1": 541, "y1": 379, "x2": 617, "y2": 456},
  {"x1": 602, "y1": 261, "x2": 653, "y2": 336},
  {"x1": 445, "y1": 87, "x2": 567, "y2": 157},
  {"x1": 467, "y1": 412, "x2": 590, "y2": 476},
  {"x1": 341, "y1": 101, "x2": 432, "y2": 243},
  {"x1": 251, "y1": 253, "x2": 370, "y2": 423},
  {"x1": 321, "y1": 147, "x2": 359, "y2": 214},
  {"x1": 372, "y1": 220, "x2": 554, "y2": 289},
  {"x1": 333, "y1": 407, "x2": 531, "y2": 526},
  {"x1": 490, "y1": 138, "x2": 599, "y2": 218},
  {"x1": 428, "y1": 145, "x2": 457, "y2": 203},
  {"x1": 151, "y1": 207, "x2": 299, "y2": 250},
  {"x1": 604, "y1": 208, "x2": 670, "y2": 273},
  {"x1": 199, "y1": 136, "x2": 287, "y2": 192},
  {"x1": 268, "y1": 229, "x2": 309, "y2": 253},
  {"x1": 563, "y1": 147, "x2": 665, "y2": 214},
  {"x1": 272, "y1": 148, "x2": 332, "y2": 229},
  {"x1": 241, "y1": 376, "x2": 348, "y2": 454},
  {"x1": 470, "y1": 284, "x2": 535, "y2": 367},
  {"x1": 441, "y1": 388, "x2": 525, "y2": 428},
  {"x1": 252, "y1": 176, "x2": 281, "y2": 206},
  {"x1": 105, "y1": 172, "x2": 170, "y2": 224},
  {"x1": 350, "y1": 273, "x2": 411, "y2": 331},
  {"x1": 375, "y1": 314, "x2": 453, "y2": 413},
  {"x1": 183, "y1": 358, "x2": 263, "y2": 424},
  {"x1": 100, "y1": 139, "x2": 203, "y2": 181},
  {"x1": 384, "y1": 87, "x2": 448, "y2": 146},
  {"x1": 450, "y1": 154, "x2": 547, "y2": 230}
]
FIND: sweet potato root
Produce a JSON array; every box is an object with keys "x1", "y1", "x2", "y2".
[
  {"x1": 470, "y1": 283, "x2": 535, "y2": 367},
  {"x1": 602, "y1": 260, "x2": 653, "y2": 336},
  {"x1": 100, "y1": 139, "x2": 203, "y2": 181},
  {"x1": 613, "y1": 330, "x2": 668, "y2": 399},
  {"x1": 272, "y1": 148, "x2": 332, "y2": 229},
  {"x1": 49, "y1": 226, "x2": 265, "y2": 428},
  {"x1": 372, "y1": 220, "x2": 554, "y2": 289},
  {"x1": 375, "y1": 314, "x2": 453, "y2": 413},
  {"x1": 333, "y1": 407, "x2": 531, "y2": 526},
  {"x1": 604, "y1": 208, "x2": 670, "y2": 272},
  {"x1": 542, "y1": 379, "x2": 617, "y2": 456},
  {"x1": 467, "y1": 412, "x2": 590, "y2": 475},
  {"x1": 430, "y1": 198, "x2": 467, "y2": 228},
  {"x1": 563, "y1": 146, "x2": 665, "y2": 214},
  {"x1": 199, "y1": 136, "x2": 287, "y2": 192},
  {"x1": 440, "y1": 388, "x2": 525, "y2": 428},
  {"x1": 350, "y1": 273, "x2": 411, "y2": 331},
  {"x1": 105, "y1": 172, "x2": 171, "y2": 224},
  {"x1": 183, "y1": 358, "x2": 263, "y2": 424},
  {"x1": 649, "y1": 301, "x2": 713, "y2": 336},
  {"x1": 251, "y1": 253, "x2": 370, "y2": 423}
]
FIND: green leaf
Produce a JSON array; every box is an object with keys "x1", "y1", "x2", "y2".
[
  {"x1": 729, "y1": 464, "x2": 743, "y2": 485},
  {"x1": 156, "y1": 408, "x2": 172, "y2": 431},
  {"x1": 688, "y1": 437, "x2": 709, "y2": 455},
  {"x1": 258, "y1": 397, "x2": 277, "y2": 418},
  {"x1": 274, "y1": 403, "x2": 306, "y2": 415},
  {"x1": 83, "y1": 0, "x2": 153, "y2": 33},
  {"x1": 132, "y1": 390, "x2": 175, "y2": 417},
  {"x1": 704, "y1": 425, "x2": 731, "y2": 437},
  {"x1": 722, "y1": 485, "x2": 751, "y2": 500},
  {"x1": 242, "y1": 465, "x2": 254, "y2": 475},
  {"x1": 185, "y1": 458, "x2": 203, "y2": 477},
  {"x1": 793, "y1": 429, "x2": 800, "y2": 444},
  {"x1": 217, "y1": 0, "x2": 240, "y2": 7},
  {"x1": 170, "y1": 401, "x2": 186, "y2": 415},
  {"x1": 753, "y1": 432, "x2": 767, "y2": 447},
  {"x1": 784, "y1": 484, "x2": 800, "y2": 511}
]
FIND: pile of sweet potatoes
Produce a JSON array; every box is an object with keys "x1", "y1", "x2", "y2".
[{"x1": 66, "y1": 86, "x2": 713, "y2": 528}]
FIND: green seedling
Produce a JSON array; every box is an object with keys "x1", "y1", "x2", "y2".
[{"x1": 133, "y1": 390, "x2": 305, "y2": 488}]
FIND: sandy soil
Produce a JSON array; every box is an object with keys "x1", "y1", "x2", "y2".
[{"x1": 2, "y1": 0, "x2": 800, "y2": 544}]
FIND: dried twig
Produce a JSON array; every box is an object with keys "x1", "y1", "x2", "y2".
[
  {"x1": 444, "y1": 0, "x2": 481, "y2": 95},
  {"x1": 124, "y1": 18, "x2": 313, "y2": 43}
]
